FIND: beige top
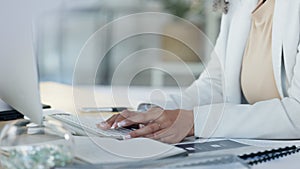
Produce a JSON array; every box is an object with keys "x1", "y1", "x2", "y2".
[{"x1": 241, "y1": 0, "x2": 281, "y2": 104}]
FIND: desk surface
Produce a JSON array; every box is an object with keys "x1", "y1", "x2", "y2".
[
  {"x1": 1, "y1": 82, "x2": 179, "y2": 132},
  {"x1": 2, "y1": 82, "x2": 300, "y2": 169},
  {"x1": 40, "y1": 82, "x2": 179, "y2": 115}
]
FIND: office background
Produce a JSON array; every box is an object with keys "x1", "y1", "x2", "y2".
[{"x1": 22, "y1": 0, "x2": 221, "y2": 87}]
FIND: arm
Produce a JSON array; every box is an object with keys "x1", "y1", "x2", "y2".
[{"x1": 194, "y1": 42, "x2": 300, "y2": 139}]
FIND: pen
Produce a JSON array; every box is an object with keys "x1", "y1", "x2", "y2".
[{"x1": 80, "y1": 107, "x2": 128, "y2": 113}]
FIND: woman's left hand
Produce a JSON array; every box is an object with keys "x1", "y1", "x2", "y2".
[{"x1": 98, "y1": 107, "x2": 194, "y2": 144}]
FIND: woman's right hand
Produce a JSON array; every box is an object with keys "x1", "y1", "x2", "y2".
[
  {"x1": 97, "y1": 108, "x2": 194, "y2": 144},
  {"x1": 97, "y1": 110, "x2": 137, "y2": 130}
]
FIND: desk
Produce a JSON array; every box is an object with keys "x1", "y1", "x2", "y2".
[
  {"x1": 40, "y1": 82, "x2": 179, "y2": 115},
  {"x1": 2, "y1": 82, "x2": 300, "y2": 168}
]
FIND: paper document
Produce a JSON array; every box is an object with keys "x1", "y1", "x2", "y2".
[
  {"x1": 175, "y1": 140, "x2": 248, "y2": 154},
  {"x1": 73, "y1": 136, "x2": 186, "y2": 164},
  {"x1": 232, "y1": 139, "x2": 300, "y2": 148},
  {"x1": 59, "y1": 154, "x2": 249, "y2": 169}
]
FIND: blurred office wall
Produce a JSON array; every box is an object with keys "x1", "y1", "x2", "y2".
[{"x1": 33, "y1": 0, "x2": 221, "y2": 86}]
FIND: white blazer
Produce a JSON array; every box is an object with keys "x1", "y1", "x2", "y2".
[{"x1": 159, "y1": 0, "x2": 300, "y2": 139}]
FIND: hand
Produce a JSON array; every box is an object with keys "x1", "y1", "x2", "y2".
[{"x1": 97, "y1": 107, "x2": 194, "y2": 144}]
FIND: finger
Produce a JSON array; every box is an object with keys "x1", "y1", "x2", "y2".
[
  {"x1": 116, "y1": 114, "x2": 146, "y2": 128},
  {"x1": 127, "y1": 123, "x2": 162, "y2": 138},
  {"x1": 106, "y1": 114, "x2": 118, "y2": 123},
  {"x1": 144, "y1": 133, "x2": 154, "y2": 138},
  {"x1": 118, "y1": 108, "x2": 164, "y2": 127},
  {"x1": 113, "y1": 110, "x2": 140, "y2": 128},
  {"x1": 151, "y1": 128, "x2": 174, "y2": 140},
  {"x1": 119, "y1": 109, "x2": 138, "y2": 118},
  {"x1": 97, "y1": 114, "x2": 119, "y2": 129},
  {"x1": 118, "y1": 108, "x2": 162, "y2": 129},
  {"x1": 144, "y1": 107, "x2": 165, "y2": 121},
  {"x1": 108, "y1": 110, "x2": 138, "y2": 129},
  {"x1": 111, "y1": 112, "x2": 130, "y2": 129}
]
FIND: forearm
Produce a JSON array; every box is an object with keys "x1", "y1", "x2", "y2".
[{"x1": 193, "y1": 98, "x2": 300, "y2": 139}]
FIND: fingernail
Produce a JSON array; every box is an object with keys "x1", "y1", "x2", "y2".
[
  {"x1": 117, "y1": 121, "x2": 126, "y2": 128},
  {"x1": 111, "y1": 122, "x2": 117, "y2": 129},
  {"x1": 124, "y1": 135, "x2": 131, "y2": 139},
  {"x1": 139, "y1": 124, "x2": 145, "y2": 128}
]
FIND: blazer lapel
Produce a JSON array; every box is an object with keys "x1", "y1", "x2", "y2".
[
  {"x1": 272, "y1": 0, "x2": 289, "y2": 98},
  {"x1": 224, "y1": 0, "x2": 258, "y2": 103}
]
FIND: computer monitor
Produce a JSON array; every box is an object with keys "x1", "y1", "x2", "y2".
[
  {"x1": 0, "y1": 54, "x2": 43, "y2": 125},
  {"x1": 0, "y1": 39, "x2": 43, "y2": 123},
  {"x1": 0, "y1": 1, "x2": 62, "y2": 125}
]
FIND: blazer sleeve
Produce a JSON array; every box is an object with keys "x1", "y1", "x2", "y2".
[
  {"x1": 167, "y1": 38, "x2": 225, "y2": 110},
  {"x1": 194, "y1": 40, "x2": 300, "y2": 139}
]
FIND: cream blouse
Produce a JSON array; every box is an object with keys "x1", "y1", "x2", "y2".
[{"x1": 241, "y1": 0, "x2": 281, "y2": 104}]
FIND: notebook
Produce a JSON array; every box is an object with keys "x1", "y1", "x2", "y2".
[
  {"x1": 239, "y1": 145, "x2": 300, "y2": 166},
  {"x1": 251, "y1": 149, "x2": 300, "y2": 169}
]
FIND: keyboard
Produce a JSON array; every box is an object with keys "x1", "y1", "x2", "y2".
[{"x1": 49, "y1": 113, "x2": 133, "y2": 140}]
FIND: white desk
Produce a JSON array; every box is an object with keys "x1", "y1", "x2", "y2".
[
  {"x1": 2, "y1": 82, "x2": 300, "y2": 168},
  {"x1": 40, "y1": 82, "x2": 180, "y2": 115}
]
